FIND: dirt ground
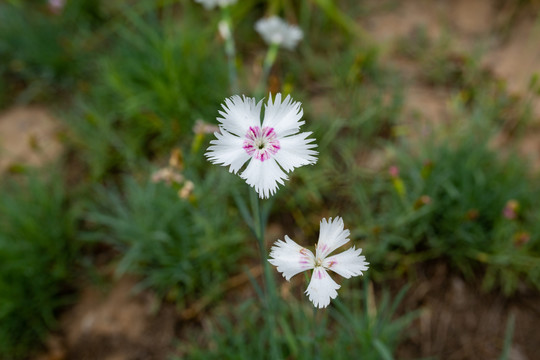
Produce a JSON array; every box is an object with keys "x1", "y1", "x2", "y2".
[
  {"x1": 395, "y1": 262, "x2": 539, "y2": 360},
  {"x1": 0, "y1": 106, "x2": 63, "y2": 173},
  {"x1": 34, "y1": 264, "x2": 540, "y2": 360},
  {"x1": 36, "y1": 276, "x2": 177, "y2": 360},
  {"x1": 1, "y1": 0, "x2": 538, "y2": 359},
  {"x1": 364, "y1": 0, "x2": 540, "y2": 168}
]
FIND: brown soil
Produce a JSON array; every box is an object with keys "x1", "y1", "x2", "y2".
[
  {"x1": 36, "y1": 276, "x2": 177, "y2": 360},
  {"x1": 395, "y1": 262, "x2": 540, "y2": 360},
  {"x1": 365, "y1": 0, "x2": 540, "y2": 169},
  {"x1": 0, "y1": 106, "x2": 63, "y2": 173}
]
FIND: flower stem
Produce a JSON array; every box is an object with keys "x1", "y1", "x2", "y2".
[
  {"x1": 256, "y1": 43, "x2": 280, "y2": 98},
  {"x1": 220, "y1": 6, "x2": 239, "y2": 94},
  {"x1": 249, "y1": 189, "x2": 279, "y2": 359},
  {"x1": 312, "y1": 306, "x2": 321, "y2": 359}
]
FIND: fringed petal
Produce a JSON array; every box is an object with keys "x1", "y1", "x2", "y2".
[{"x1": 268, "y1": 235, "x2": 315, "y2": 281}]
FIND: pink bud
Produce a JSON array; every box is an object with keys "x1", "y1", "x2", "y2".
[
  {"x1": 388, "y1": 165, "x2": 400, "y2": 178},
  {"x1": 503, "y1": 199, "x2": 519, "y2": 220},
  {"x1": 48, "y1": 0, "x2": 65, "y2": 14},
  {"x1": 513, "y1": 232, "x2": 530, "y2": 247}
]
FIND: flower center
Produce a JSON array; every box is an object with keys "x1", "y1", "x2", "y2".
[{"x1": 243, "y1": 126, "x2": 280, "y2": 162}]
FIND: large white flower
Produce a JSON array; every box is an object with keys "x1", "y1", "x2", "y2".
[
  {"x1": 268, "y1": 217, "x2": 369, "y2": 308},
  {"x1": 194, "y1": 0, "x2": 237, "y2": 10},
  {"x1": 255, "y1": 16, "x2": 303, "y2": 50},
  {"x1": 205, "y1": 93, "x2": 317, "y2": 198}
]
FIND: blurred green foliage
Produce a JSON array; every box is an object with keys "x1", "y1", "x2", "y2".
[
  {"x1": 180, "y1": 279, "x2": 415, "y2": 360},
  {"x1": 68, "y1": 5, "x2": 228, "y2": 179},
  {"x1": 0, "y1": 173, "x2": 78, "y2": 358},
  {"x1": 85, "y1": 170, "x2": 248, "y2": 304},
  {"x1": 0, "y1": 0, "x2": 104, "y2": 105},
  {"x1": 356, "y1": 131, "x2": 540, "y2": 294}
]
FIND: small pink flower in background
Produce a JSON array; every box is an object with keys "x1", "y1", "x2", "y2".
[
  {"x1": 205, "y1": 93, "x2": 318, "y2": 198},
  {"x1": 389, "y1": 165, "x2": 405, "y2": 196},
  {"x1": 414, "y1": 195, "x2": 431, "y2": 209},
  {"x1": 503, "y1": 199, "x2": 519, "y2": 220},
  {"x1": 48, "y1": 0, "x2": 66, "y2": 14},
  {"x1": 268, "y1": 217, "x2": 369, "y2": 308},
  {"x1": 513, "y1": 231, "x2": 530, "y2": 247},
  {"x1": 388, "y1": 165, "x2": 400, "y2": 178}
]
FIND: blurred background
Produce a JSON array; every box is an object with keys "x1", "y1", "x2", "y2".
[{"x1": 1, "y1": 0, "x2": 539, "y2": 359}]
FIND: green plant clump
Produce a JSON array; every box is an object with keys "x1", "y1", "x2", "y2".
[
  {"x1": 69, "y1": 6, "x2": 228, "y2": 179},
  {"x1": 364, "y1": 134, "x2": 540, "y2": 294},
  {"x1": 180, "y1": 279, "x2": 414, "y2": 360},
  {"x1": 0, "y1": 174, "x2": 78, "y2": 359},
  {"x1": 0, "y1": 1, "x2": 101, "y2": 105},
  {"x1": 86, "y1": 170, "x2": 248, "y2": 304}
]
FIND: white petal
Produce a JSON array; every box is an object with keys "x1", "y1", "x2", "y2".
[
  {"x1": 217, "y1": 95, "x2": 263, "y2": 137},
  {"x1": 240, "y1": 158, "x2": 288, "y2": 198},
  {"x1": 305, "y1": 267, "x2": 340, "y2": 309},
  {"x1": 255, "y1": 16, "x2": 302, "y2": 50},
  {"x1": 205, "y1": 130, "x2": 250, "y2": 174},
  {"x1": 281, "y1": 26, "x2": 303, "y2": 50},
  {"x1": 323, "y1": 247, "x2": 369, "y2": 279},
  {"x1": 262, "y1": 93, "x2": 305, "y2": 137},
  {"x1": 268, "y1": 235, "x2": 315, "y2": 281},
  {"x1": 273, "y1": 131, "x2": 318, "y2": 172},
  {"x1": 316, "y1": 217, "x2": 350, "y2": 260}
]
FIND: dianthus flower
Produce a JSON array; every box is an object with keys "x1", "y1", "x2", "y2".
[
  {"x1": 255, "y1": 16, "x2": 303, "y2": 50},
  {"x1": 269, "y1": 217, "x2": 369, "y2": 308},
  {"x1": 205, "y1": 93, "x2": 317, "y2": 198}
]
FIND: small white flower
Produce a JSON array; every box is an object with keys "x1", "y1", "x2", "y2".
[
  {"x1": 269, "y1": 217, "x2": 369, "y2": 308},
  {"x1": 218, "y1": 20, "x2": 232, "y2": 40},
  {"x1": 255, "y1": 16, "x2": 303, "y2": 50},
  {"x1": 194, "y1": 0, "x2": 237, "y2": 10},
  {"x1": 205, "y1": 93, "x2": 317, "y2": 198}
]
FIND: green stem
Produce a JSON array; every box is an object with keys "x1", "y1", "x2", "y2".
[
  {"x1": 220, "y1": 6, "x2": 239, "y2": 94},
  {"x1": 312, "y1": 306, "x2": 321, "y2": 359},
  {"x1": 249, "y1": 189, "x2": 279, "y2": 359},
  {"x1": 256, "y1": 43, "x2": 280, "y2": 98}
]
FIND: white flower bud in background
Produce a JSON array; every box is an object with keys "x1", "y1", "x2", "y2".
[
  {"x1": 194, "y1": 0, "x2": 237, "y2": 10},
  {"x1": 255, "y1": 16, "x2": 303, "y2": 50},
  {"x1": 218, "y1": 20, "x2": 232, "y2": 41}
]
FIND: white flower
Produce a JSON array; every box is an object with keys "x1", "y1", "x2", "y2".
[
  {"x1": 194, "y1": 0, "x2": 237, "y2": 10},
  {"x1": 268, "y1": 217, "x2": 369, "y2": 308},
  {"x1": 255, "y1": 16, "x2": 303, "y2": 50},
  {"x1": 218, "y1": 20, "x2": 232, "y2": 40},
  {"x1": 205, "y1": 93, "x2": 318, "y2": 198}
]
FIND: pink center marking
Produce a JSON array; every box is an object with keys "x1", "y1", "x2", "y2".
[
  {"x1": 299, "y1": 248, "x2": 313, "y2": 269},
  {"x1": 242, "y1": 126, "x2": 280, "y2": 162}
]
